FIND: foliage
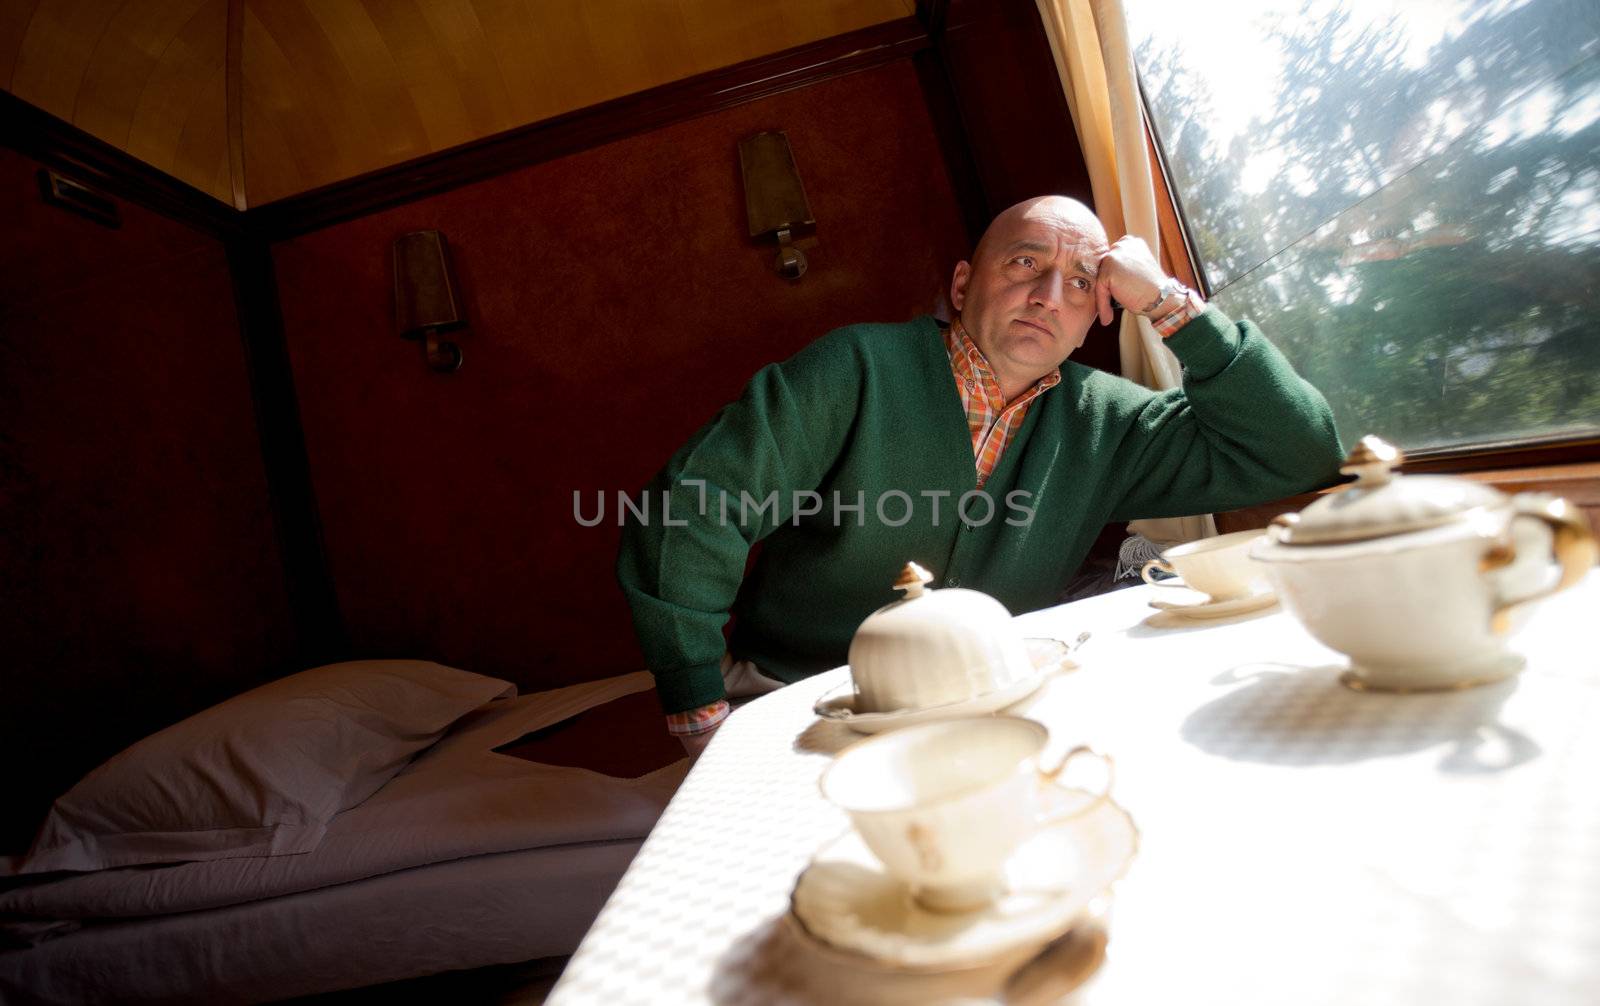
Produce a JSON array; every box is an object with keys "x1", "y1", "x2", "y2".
[{"x1": 1137, "y1": 0, "x2": 1600, "y2": 450}]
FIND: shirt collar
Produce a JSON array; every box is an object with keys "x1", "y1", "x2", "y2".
[{"x1": 946, "y1": 317, "x2": 1062, "y2": 407}]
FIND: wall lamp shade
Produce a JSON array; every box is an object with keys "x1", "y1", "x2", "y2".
[
  {"x1": 393, "y1": 230, "x2": 465, "y2": 372},
  {"x1": 739, "y1": 131, "x2": 814, "y2": 280}
]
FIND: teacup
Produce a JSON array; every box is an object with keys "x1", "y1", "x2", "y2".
[
  {"x1": 818, "y1": 716, "x2": 1112, "y2": 913},
  {"x1": 1140, "y1": 529, "x2": 1267, "y2": 602}
]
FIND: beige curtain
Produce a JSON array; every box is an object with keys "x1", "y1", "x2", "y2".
[{"x1": 1035, "y1": 0, "x2": 1216, "y2": 545}]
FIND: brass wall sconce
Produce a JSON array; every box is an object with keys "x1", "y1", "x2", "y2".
[
  {"x1": 739, "y1": 131, "x2": 814, "y2": 280},
  {"x1": 392, "y1": 230, "x2": 466, "y2": 372}
]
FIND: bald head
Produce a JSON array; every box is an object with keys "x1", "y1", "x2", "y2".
[{"x1": 972, "y1": 196, "x2": 1108, "y2": 272}]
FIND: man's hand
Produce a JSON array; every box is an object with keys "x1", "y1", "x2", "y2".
[{"x1": 1094, "y1": 236, "x2": 1170, "y2": 327}]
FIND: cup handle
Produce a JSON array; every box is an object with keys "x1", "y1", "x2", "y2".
[
  {"x1": 1482, "y1": 495, "x2": 1597, "y2": 635},
  {"x1": 1035, "y1": 745, "x2": 1115, "y2": 827},
  {"x1": 1140, "y1": 559, "x2": 1185, "y2": 588}
]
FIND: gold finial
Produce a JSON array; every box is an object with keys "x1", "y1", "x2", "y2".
[
  {"x1": 893, "y1": 561, "x2": 934, "y2": 599},
  {"x1": 1340, "y1": 435, "x2": 1405, "y2": 486}
]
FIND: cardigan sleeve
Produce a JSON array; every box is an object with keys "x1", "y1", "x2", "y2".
[
  {"x1": 1106, "y1": 306, "x2": 1345, "y2": 521},
  {"x1": 616, "y1": 330, "x2": 868, "y2": 714}
]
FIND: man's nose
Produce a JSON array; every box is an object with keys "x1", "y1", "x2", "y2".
[{"x1": 1030, "y1": 269, "x2": 1065, "y2": 310}]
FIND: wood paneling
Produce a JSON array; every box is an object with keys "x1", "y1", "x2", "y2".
[
  {"x1": 0, "y1": 146, "x2": 297, "y2": 851},
  {"x1": 247, "y1": 17, "x2": 931, "y2": 240},
  {"x1": 239, "y1": 0, "x2": 911, "y2": 204},
  {"x1": 0, "y1": 88, "x2": 238, "y2": 236},
  {"x1": 268, "y1": 58, "x2": 970, "y2": 692},
  {"x1": 1, "y1": 0, "x2": 913, "y2": 207},
  {"x1": 3, "y1": 0, "x2": 233, "y2": 202}
]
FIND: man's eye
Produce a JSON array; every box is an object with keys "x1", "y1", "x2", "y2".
[
  {"x1": 1014, "y1": 256, "x2": 1036, "y2": 269},
  {"x1": 1070, "y1": 277, "x2": 1091, "y2": 291}
]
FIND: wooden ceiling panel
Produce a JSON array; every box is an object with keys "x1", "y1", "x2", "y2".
[
  {"x1": 4, "y1": 0, "x2": 231, "y2": 203},
  {"x1": 5, "y1": 0, "x2": 915, "y2": 207},
  {"x1": 73, "y1": 0, "x2": 211, "y2": 145},
  {"x1": 6, "y1": 0, "x2": 99, "y2": 120},
  {"x1": 240, "y1": 3, "x2": 343, "y2": 196},
  {"x1": 0, "y1": 0, "x2": 42, "y2": 86},
  {"x1": 122, "y1": 1, "x2": 228, "y2": 192},
  {"x1": 170, "y1": 50, "x2": 229, "y2": 204}
]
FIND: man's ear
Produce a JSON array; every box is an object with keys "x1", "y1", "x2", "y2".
[{"x1": 950, "y1": 260, "x2": 971, "y2": 312}]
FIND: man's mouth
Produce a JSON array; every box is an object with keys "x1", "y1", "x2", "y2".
[{"x1": 1014, "y1": 318, "x2": 1053, "y2": 338}]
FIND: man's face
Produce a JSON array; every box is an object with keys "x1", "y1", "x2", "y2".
[{"x1": 950, "y1": 197, "x2": 1108, "y2": 380}]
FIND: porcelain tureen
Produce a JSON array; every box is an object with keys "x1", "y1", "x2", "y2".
[{"x1": 1250, "y1": 436, "x2": 1596, "y2": 692}]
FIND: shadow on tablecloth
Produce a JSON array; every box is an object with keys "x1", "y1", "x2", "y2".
[
  {"x1": 707, "y1": 911, "x2": 1036, "y2": 1006},
  {"x1": 1180, "y1": 663, "x2": 1541, "y2": 773},
  {"x1": 793, "y1": 717, "x2": 860, "y2": 757}
]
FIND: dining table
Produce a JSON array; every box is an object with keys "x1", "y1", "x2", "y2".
[{"x1": 545, "y1": 568, "x2": 1600, "y2": 1005}]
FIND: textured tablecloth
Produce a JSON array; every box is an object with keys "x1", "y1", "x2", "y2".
[{"x1": 549, "y1": 571, "x2": 1600, "y2": 1005}]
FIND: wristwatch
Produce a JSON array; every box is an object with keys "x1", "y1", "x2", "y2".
[{"x1": 1138, "y1": 278, "x2": 1188, "y2": 316}]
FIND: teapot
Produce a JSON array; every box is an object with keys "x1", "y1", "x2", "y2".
[{"x1": 1250, "y1": 436, "x2": 1596, "y2": 692}]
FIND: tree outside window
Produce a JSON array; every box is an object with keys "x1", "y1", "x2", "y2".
[{"x1": 1131, "y1": 0, "x2": 1599, "y2": 451}]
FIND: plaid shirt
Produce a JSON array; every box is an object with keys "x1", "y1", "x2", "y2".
[
  {"x1": 944, "y1": 317, "x2": 1061, "y2": 486},
  {"x1": 664, "y1": 293, "x2": 1205, "y2": 736}
]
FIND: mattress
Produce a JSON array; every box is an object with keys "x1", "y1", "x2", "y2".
[
  {"x1": 0, "y1": 673, "x2": 689, "y2": 1004},
  {"x1": 0, "y1": 839, "x2": 643, "y2": 1005}
]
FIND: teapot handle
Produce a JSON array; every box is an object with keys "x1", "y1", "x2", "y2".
[{"x1": 1482, "y1": 496, "x2": 1597, "y2": 635}]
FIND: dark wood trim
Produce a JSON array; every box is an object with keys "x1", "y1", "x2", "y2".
[
  {"x1": 1398, "y1": 434, "x2": 1600, "y2": 474},
  {"x1": 912, "y1": 47, "x2": 990, "y2": 247},
  {"x1": 1216, "y1": 460, "x2": 1600, "y2": 541},
  {"x1": 247, "y1": 16, "x2": 933, "y2": 240},
  {"x1": 0, "y1": 89, "x2": 241, "y2": 238},
  {"x1": 226, "y1": 236, "x2": 348, "y2": 664},
  {"x1": 915, "y1": 0, "x2": 952, "y2": 36}
]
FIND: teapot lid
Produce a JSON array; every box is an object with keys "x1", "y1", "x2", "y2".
[{"x1": 1269, "y1": 436, "x2": 1506, "y2": 545}]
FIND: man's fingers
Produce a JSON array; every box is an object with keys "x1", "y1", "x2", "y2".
[{"x1": 1096, "y1": 270, "x2": 1115, "y2": 327}]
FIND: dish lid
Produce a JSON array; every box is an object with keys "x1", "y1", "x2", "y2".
[
  {"x1": 1269, "y1": 436, "x2": 1506, "y2": 545},
  {"x1": 847, "y1": 562, "x2": 1034, "y2": 713}
]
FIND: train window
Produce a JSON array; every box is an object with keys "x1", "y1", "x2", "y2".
[{"x1": 1130, "y1": 0, "x2": 1599, "y2": 452}]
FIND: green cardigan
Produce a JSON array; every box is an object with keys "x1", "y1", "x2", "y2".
[{"x1": 617, "y1": 308, "x2": 1343, "y2": 713}]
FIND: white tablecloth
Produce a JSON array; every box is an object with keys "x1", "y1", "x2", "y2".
[{"x1": 548, "y1": 572, "x2": 1600, "y2": 1005}]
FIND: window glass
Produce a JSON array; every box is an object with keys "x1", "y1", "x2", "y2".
[{"x1": 1130, "y1": 0, "x2": 1600, "y2": 451}]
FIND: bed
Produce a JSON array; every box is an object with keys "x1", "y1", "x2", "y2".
[{"x1": 0, "y1": 662, "x2": 687, "y2": 1004}]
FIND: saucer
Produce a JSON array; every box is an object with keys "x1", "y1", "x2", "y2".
[
  {"x1": 788, "y1": 784, "x2": 1138, "y2": 972},
  {"x1": 1148, "y1": 589, "x2": 1278, "y2": 619},
  {"x1": 813, "y1": 638, "x2": 1077, "y2": 735}
]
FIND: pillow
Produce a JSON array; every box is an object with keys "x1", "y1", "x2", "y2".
[{"x1": 10, "y1": 660, "x2": 514, "y2": 875}]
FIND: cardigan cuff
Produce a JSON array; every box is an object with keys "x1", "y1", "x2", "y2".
[
  {"x1": 653, "y1": 660, "x2": 728, "y2": 715},
  {"x1": 1162, "y1": 305, "x2": 1241, "y2": 382}
]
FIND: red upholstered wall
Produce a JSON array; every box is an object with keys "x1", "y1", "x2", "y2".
[
  {"x1": 0, "y1": 149, "x2": 296, "y2": 850},
  {"x1": 271, "y1": 59, "x2": 970, "y2": 690}
]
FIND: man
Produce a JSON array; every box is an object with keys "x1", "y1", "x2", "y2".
[{"x1": 618, "y1": 196, "x2": 1343, "y2": 753}]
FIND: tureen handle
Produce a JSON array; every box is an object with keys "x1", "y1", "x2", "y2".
[
  {"x1": 1340, "y1": 435, "x2": 1404, "y2": 487},
  {"x1": 1481, "y1": 495, "x2": 1598, "y2": 635}
]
